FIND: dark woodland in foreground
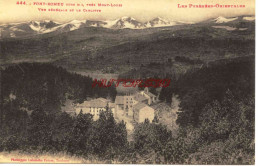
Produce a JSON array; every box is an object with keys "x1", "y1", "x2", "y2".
[{"x1": 0, "y1": 57, "x2": 254, "y2": 164}]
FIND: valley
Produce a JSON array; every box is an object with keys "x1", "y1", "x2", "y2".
[{"x1": 0, "y1": 15, "x2": 255, "y2": 79}]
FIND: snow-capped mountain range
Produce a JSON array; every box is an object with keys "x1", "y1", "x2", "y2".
[
  {"x1": 209, "y1": 16, "x2": 255, "y2": 31},
  {"x1": 0, "y1": 17, "x2": 188, "y2": 38},
  {"x1": 0, "y1": 16, "x2": 255, "y2": 38},
  {"x1": 214, "y1": 16, "x2": 238, "y2": 23},
  {"x1": 213, "y1": 16, "x2": 255, "y2": 23}
]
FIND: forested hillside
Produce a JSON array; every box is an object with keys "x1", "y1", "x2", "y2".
[
  {"x1": 2, "y1": 63, "x2": 117, "y2": 108},
  {"x1": 159, "y1": 56, "x2": 255, "y2": 164},
  {"x1": 0, "y1": 58, "x2": 255, "y2": 164},
  {"x1": 0, "y1": 63, "x2": 117, "y2": 145}
]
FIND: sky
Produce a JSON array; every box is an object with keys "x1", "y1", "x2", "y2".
[{"x1": 0, "y1": 0, "x2": 255, "y2": 24}]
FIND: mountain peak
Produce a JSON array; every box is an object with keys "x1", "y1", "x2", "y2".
[
  {"x1": 152, "y1": 17, "x2": 167, "y2": 21},
  {"x1": 0, "y1": 16, "x2": 194, "y2": 38},
  {"x1": 243, "y1": 16, "x2": 255, "y2": 21},
  {"x1": 121, "y1": 16, "x2": 135, "y2": 19},
  {"x1": 29, "y1": 21, "x2": 40, "y2": 26},
  {"x1": 69, "y1": 20, "x2": 85, "y2": 24},
  {"x1": 111, "y1": 17, "x2": 142, "y2": 29},
  {"x1": 214, "y1": 16, "x2": 238, "y2": 23},
  {"x1": 145, "y1": 17, "x2": 175, "y2": 28}
]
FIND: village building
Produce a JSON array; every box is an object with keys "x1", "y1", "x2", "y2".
[
  {"x1": 114, "y1": 88, "x2": 156, "y2": 123},
  {"x1": 115, "y1": 96, "x2": 124, "y2": 110},
  {"x1": 140, "y1": 87, "x2": 156, "y2": 105},
  {"x1": 134, "y1": 93, "x2": 149, "y2": 104},
  {"x1": 74, "y1": 88, "x2": 156, "y2": 123},
  {"x1": 133, "y1": 102, "x2": 155, "y2": 123},
  {"x1": 115, "y1": 95, "x2": 137, "y2": 117},
  {"x1": 75, "y1": 98, "x2": 115, "y2": 120}
]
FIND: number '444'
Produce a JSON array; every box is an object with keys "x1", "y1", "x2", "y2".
[{"x1": 16, "y1": 1, "x2": 26, "y2": 5}]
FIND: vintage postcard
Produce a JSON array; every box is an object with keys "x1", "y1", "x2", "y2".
[{"x1": 0, "y1": 0, "x2": 255, "y2": 164}]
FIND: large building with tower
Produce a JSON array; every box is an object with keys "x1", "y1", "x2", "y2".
[
  {"x1": 74, "y1": 88, "x2": 155, "y2": 123},
  {"x1": 114, "y1": 87, "x2": 155, "y2": 123}
]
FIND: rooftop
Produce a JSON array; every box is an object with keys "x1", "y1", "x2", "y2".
[
  {"x1": 134, "y1": 93, "x2": 149, "y2": 102},
  {"x1": 77, "y1": 98, "x2": 108, "y2": 108},
  {"x1": 144, "y1": 91, "x2": 156, "y2": 97},
  {"x1": 134, "y1": 102, "x2": 148, "y2": 110}
]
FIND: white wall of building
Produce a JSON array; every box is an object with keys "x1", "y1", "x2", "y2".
[
  {"x1": 75, "y1": 107, "x2": 115, "y2": 121},
  {"x1": 138, "y1": 106, "x2": 155, "y2": 123}
]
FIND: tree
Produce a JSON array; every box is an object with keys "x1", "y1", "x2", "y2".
[
  {"x1": 94, "y1": 108, "x2": 128, "y2": 157},
  {"x1": 27, "y1": 109, "x2": 53, "y2": 150},
  {"x1": 67, "y1": 110, "x2": 93, "y2": 155},
  {"x1": 133, "y1": 120, "x2": 172, "y2": 155}
]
